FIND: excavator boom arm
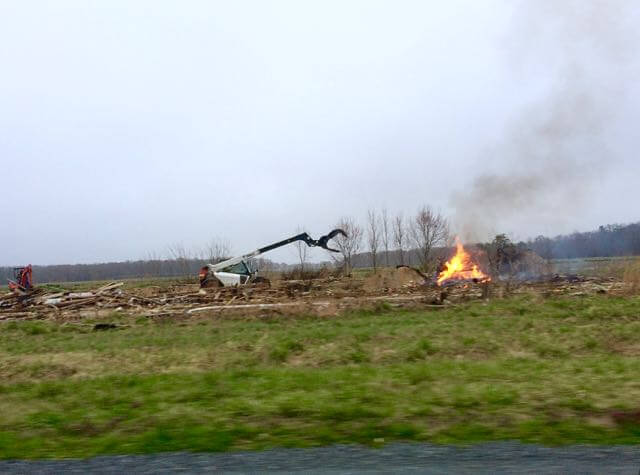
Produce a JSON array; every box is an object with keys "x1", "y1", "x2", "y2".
[{"x1": 203, "y1": 230, "x2": 346, "y2": 273}]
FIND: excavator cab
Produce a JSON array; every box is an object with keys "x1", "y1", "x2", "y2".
[
  {"x1": 221, "y1": 261, "x2": 252, "y2": 276},
  {"x1": 217, "y1": 261, "x2": 253, "y2": 286},
  {"x1": 199, "y1": 260, "x2": 254, "y2": 288}
]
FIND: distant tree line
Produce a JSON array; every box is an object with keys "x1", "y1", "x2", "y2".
[
  {"x1": 2, "y1": 221, "x2": 640, "y2": 285},
  {"x1": 330, "y1": 213, "x2": 640, "y2": 273},
  {"x1": 1, "y1": 259, "x2": 205, "y2": 285},
  {"x1": 357, "y1": 221, "x2": 640, "y2": 268},
  {"x1": 0, "y1": 238, "x2": 294, "y2": 285},
  {"x1": 0, "y1": 256, "x2": 301, "y2": 286},
  {"x1": 527, "y1": 223, "x2": 640, "y2": 259}
]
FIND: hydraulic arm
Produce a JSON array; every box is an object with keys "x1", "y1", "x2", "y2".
[{"x1": 199, "y1": 229, "x2": 346, "y2": 287}]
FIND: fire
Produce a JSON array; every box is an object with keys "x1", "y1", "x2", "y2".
[{"x1": 437, "y1": 238, "x2": 490, "y2": 285}]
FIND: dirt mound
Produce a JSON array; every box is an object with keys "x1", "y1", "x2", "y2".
[
  {"x1": 363, "y1": 267, "x2": 428, "y2": 292},
  {"x1": 521, "y1": 251, "x2": 552, "y2": 276}
]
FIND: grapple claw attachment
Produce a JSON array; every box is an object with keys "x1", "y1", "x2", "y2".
[{"x1": 315, "y1": 228, "x2": 347, "y2": 252}]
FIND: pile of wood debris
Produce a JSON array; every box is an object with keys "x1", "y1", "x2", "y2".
[
  {"x1": 0, "y1": 272, "x2": 628, "y2": 322},
  {"x1": 0, "y1": 276, "x2": 435, "y2": 322},
  {"x1": 1, "y1": 282, "x2": 127, "y2": 320}
]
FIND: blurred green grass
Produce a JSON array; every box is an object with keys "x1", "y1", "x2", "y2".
[{"x1": 1, "y1": 294, "x2": 640, "y2": 458}]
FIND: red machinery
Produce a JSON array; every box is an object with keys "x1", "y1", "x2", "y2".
[{"x1": 7, "y1": 265, "x2": 33, "y2": 293}]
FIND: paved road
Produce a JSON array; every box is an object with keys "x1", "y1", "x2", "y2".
[{"x1": 1, "y1": 442, "x2": 639, "y2": 474}]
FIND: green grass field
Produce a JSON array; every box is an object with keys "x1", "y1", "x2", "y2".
[{"x1": 1, "y1": 293, "x2": 640, "y2": 458}]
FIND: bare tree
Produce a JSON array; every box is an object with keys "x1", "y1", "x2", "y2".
[
  {"x1": 366, "y1": 209, "x2": 381, "y2": 272},
  {"x1": 393, "y1": 213, "x2": 406, "y2": 266},
  {"x1": 145, "y1": 250, "x2": 163, "y2": 276},
  {"x1": 204, "y1": 238, "x2": 231, "y2": 264},
  {"x1": 381, "y1": 207, "x2": 390, "y2": 267},
  {"x1": 409, "y1": 206, "x2": 450, "y2": 271},
  {"x1": 293, "y1": 226, "x2": 308, "y2": 274},
  {"x1": 167, "y1": 242, "x2": 191, "y2": 276},
  {"x1": 331, "y1": 216, "x2": 363, "y2": 275}
]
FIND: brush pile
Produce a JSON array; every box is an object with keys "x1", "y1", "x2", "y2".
[
  {"x1": 0, "y1": 270, "x2": 626, "y2": 322},
  {"x1": 1, "y1": 282, "x2": 126, "y2": 320}
]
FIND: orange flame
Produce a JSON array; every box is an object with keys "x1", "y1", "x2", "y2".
[{"x1": 437, "y1": 238, "x2": 490, "y2": 285}]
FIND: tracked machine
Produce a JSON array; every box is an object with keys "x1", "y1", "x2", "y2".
[
  {"x1": 7, "y1": 265, "x2": 34, "y2": 294},
  {"x1": 199, "y1": 229, "x2": 346, "y2": 288}
]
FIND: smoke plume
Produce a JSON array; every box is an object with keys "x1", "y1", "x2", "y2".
[{"x1": 451, "y1": 0, "x2": 637, "y2": 242}]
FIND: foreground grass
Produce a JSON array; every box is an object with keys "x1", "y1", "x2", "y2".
[{"x1": 1, "y1": 295, "x2": 640, "y2": 458}]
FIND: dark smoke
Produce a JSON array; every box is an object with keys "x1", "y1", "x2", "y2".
[{"x1": 451, "y1": 0, "x2": 637, "y2": 242}]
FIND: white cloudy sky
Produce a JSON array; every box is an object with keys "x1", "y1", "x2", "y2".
[{"x1": 1, "y1": 0, "x2": 639, "y2": 266}]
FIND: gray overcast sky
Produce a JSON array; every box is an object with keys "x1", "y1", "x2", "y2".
[{"x1": 1, "y1": 0, "x2": 639, "y2": 266}]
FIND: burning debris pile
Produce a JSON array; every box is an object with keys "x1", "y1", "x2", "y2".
[
  {"x1": 437, "y1": 239, "x2": 491, "y2": 286},
  {"x1": 434, "y1": 234, "x2": 557, "y2": 285}
]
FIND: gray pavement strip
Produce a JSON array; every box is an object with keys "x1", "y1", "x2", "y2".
[{"x1": 1, "y1": 442, "x2": 639, "y2": 474}]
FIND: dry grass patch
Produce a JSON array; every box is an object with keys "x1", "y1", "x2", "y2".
[{"x1": 623, "y1": 261, "x2": 640, "y2": 294}]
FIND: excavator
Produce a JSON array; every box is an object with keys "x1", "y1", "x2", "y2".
[
  {"x1": 199, "y1": 229, "x2": 346, "y2": 288},
  {"x1": 7, "y1": 265, "x2": 33, "y2": 293}
]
